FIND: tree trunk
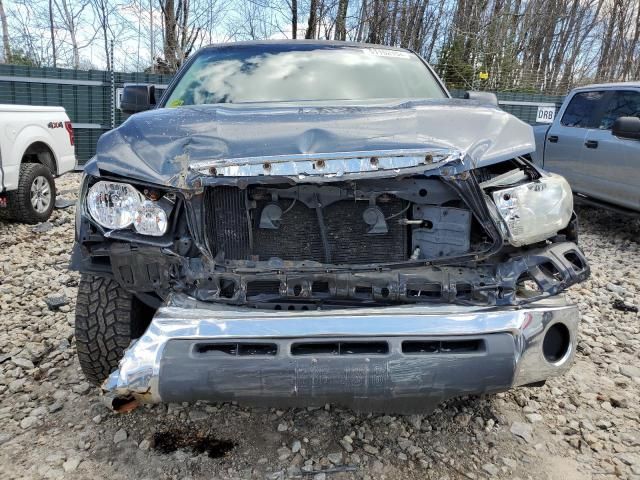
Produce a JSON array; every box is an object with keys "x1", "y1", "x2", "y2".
[
  {"x1": 162, "y1": 0, "x2": 178, "y2": 69},
  {"x1": 291, "y1": 0, "x2": 297, "y2": 39},
  {"x1": 335, "y1": 0, "x2": 348, "y2": 40},
  {"x1": 426, "y1": 0, "x2": 446, "y2": 62},
  {"x1": 58, "y1": 0, "x2": 80, "y2": 68},
  {"x1": 306, "y1": 0, "x2": 318, "y2": 39},
  {"x1": 0, "y1": 0, "x2": 10, "y2": 62},
  {"x1": 150, "y1": 0, "x2": 155, "y2": 69},
  {"x1": 355, "y1": 0, "x2": 367, "y2": 41},
  {"x1": 622, "y1": 1, "x2": 640, "y2": 79},
  {"x1": 49, "y1": 0, "x2": 56, "y2": 67}
]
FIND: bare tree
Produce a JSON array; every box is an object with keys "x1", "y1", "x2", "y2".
[
  {"x1": 289, "y1": 0, "x2": 297, "y2": 38},
  {"x1": 158, "y1": 0, "x2": 215, "y2": 70},
  {"x1": 48, "y1": 0, "x2": 56, "y2": 66},
  {"x1": 53, "y1": 0, "x2": 94, "y2": 69},
  {"x1": 0, "y1": 0, "x2": 11, "y2": 61},
  {"x1": 90, "y1": 0, "x2": 116, "y2": 70},
  {"x1": 306, "y1": 0, "x2": 318, "y2": 39},
  {"x1": 334, "y1": 0, "x2": 348, "y2": 40}
]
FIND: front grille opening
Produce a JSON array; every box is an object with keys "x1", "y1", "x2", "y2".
[
  {"x1": 564, "y1": 251, "x2": 585, "y2": 273},
  {"x1": 246, "y1": 280, "x2": 281, "y2": 297},
  {"x1": 206, "y1": 187, "x2": 407, "y2": 264},
  {"x1": 195, "y1": 342, "x2": 278, "y2": 356},
  {"x1": 402, "y1": 339, "x2": 484, "y2": 354},
  {"x1": 291, "y1": 341, "x2": 389, "y2": 356}
]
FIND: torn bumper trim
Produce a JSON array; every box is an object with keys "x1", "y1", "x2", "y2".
[{"x1": 102, "y1": 295, "x2": 578, "y2": 413}]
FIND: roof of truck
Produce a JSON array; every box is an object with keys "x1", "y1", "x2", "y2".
[
  {"x1": 573, "y1": 81, "x2": 640, "y2": 91},
  {"x1": 201, "y1": 40, "x2": 410, "y2": 52}
]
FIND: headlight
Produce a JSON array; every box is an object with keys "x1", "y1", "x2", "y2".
[
  {"x1": 492, "y1": 174, "x2": 573, "y2": 246},
  {"x1": 133, "y1": 201, "x2": 169, "y2": 236},
  {"x1": 87, "y1": 181, "x2": 143, "y2": 229},
  {"x1": 87, "y1": 181, "x2": 170, "y2": 236}
]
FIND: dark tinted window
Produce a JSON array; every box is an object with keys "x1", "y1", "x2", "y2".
[
  {"x1": 164, "y1": 45, "x2": 446, "y2": 106},
  {"x1": 597, "y1": 90, "x2": 640, "y2": 130},
  {"x1": 561, "y1": 91, "x2": 606, "y2": 128}
]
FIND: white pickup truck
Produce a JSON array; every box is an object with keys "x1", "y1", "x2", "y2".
[{"x1": 0, "y1": 105, "x2": 76, "y2": 223}]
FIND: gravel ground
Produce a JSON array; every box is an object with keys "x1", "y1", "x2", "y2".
[{"x1": 0, "y1": 173, "x2": 638, "y2": 480}]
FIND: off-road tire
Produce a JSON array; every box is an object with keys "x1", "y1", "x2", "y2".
[
  {"x1": 5, "y1": 163, "x2": 56, "y2": 224},
  {"x1": 75, "y1": 274, "x2": 154, "y2": 385}
]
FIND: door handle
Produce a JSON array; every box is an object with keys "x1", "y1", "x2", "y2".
[
  {"x1": 585, "y1": 140, "x2": 598, "y2": 149},
  {"x1": 548, "y1": 135, "x2": 559, "y2": 143}
]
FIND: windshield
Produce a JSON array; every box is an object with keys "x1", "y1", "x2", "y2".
[{"x1": 163, "y1": 44, "x2": 447, "y2": 106}]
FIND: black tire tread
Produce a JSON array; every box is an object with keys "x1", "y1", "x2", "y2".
[
  {"x1": 6, "y1": 163, "x2": 56, "y2": 224},
  {"x1": 75, "y1": 274, "x2": 136, "y2": 385}
]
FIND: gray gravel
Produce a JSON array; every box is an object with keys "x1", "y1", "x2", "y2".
[{"x1": 0, "y1": 173, "x2": 639, "y2": 479}]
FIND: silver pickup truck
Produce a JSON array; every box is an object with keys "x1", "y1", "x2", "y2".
[{"x1": 531, "y1": 82, "x2": 640, "y2": 212}]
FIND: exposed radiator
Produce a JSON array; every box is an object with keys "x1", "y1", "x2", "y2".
[{"x1": 204, "y1": 187, "x2": 408, "y2": 264}]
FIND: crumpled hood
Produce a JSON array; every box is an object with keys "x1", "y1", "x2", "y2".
[{"x1": 87, "y1": 98, "x2": 534, "y2": 187}]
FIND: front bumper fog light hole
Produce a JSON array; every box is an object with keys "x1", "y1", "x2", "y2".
[{"x1": 543, "y1": 323, "x2": 570, "y2": 363}]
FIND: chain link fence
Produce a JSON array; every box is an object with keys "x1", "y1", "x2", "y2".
[{"x1": 0, "y1": 64, "x2": 567, "y2": 165}]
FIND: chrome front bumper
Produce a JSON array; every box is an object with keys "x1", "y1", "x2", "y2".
[{"x1": 103, "y1": 295, "x2": 579, "y2": 413}]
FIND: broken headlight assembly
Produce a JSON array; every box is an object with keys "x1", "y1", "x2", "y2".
[
  {"x1": 87, "y1": 181, "x2": 170, "y2": 236},
  {"x1": 491, "y1": 173, "x2": 573, "y2": 247}
]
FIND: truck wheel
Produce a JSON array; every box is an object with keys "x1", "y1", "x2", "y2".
[
  {"x1": 6, "y1": 163, "x2": 56, "y2": 224},
  {"x1": 75, "y1": 274, "x2": 154, "y2": 385}
]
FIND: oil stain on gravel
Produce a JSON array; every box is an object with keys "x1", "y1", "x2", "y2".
[{"x1": 152, "y1": 429, "x2": 236, "y2": 458}]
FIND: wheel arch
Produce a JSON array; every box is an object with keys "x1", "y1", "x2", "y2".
[{"x1": 21, "y1": 140, "x2": 58, "y2": 175}]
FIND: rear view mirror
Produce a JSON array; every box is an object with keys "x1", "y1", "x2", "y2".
[
  {"x1": 120, "y1": 84, "x2": 156, "y2": 114},
  {"x1": 464, "y1": 91, "x2": 498, "y2": 107},
  {"x1": 612, "y1": 116, "x2": 640, "y2": 140}
]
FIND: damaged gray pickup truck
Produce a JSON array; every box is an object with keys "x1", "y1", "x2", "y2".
[{"x1": 71, "y1": 41, "x2": 589, "y2": 413}]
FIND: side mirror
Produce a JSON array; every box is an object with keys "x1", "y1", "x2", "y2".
[
  {"x1": 612, "y1": 116, "x2": 640, "y2": 141},
  {"x1": 464, "y1": 91, "x2": 498, "y2": 107},
  {"x1": 120, "y1": 84, "x2": 155, "y2": 114}
]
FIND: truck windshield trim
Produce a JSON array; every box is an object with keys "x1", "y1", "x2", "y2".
[{"x1": 162, "y1": 44, "x2": 448, "y2": 107}]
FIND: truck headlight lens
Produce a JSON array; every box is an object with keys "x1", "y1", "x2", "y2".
[
  {"x1": 133, "y1": 201, "x2": 169, "y2": 236},
  {"x1": 87, "y1": 181, "x2": 143, "y2": 229},
  {"x1": 492, "y1": 174, "x2": 573, "y2": 246}
]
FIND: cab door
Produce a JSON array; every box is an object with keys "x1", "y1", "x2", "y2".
[
  {"x1": 582, "y1": 89, "x2": 640, "y2": 210},
  {"x1": 543, "y1": 90, "x2": 607, "y2": 196}
]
